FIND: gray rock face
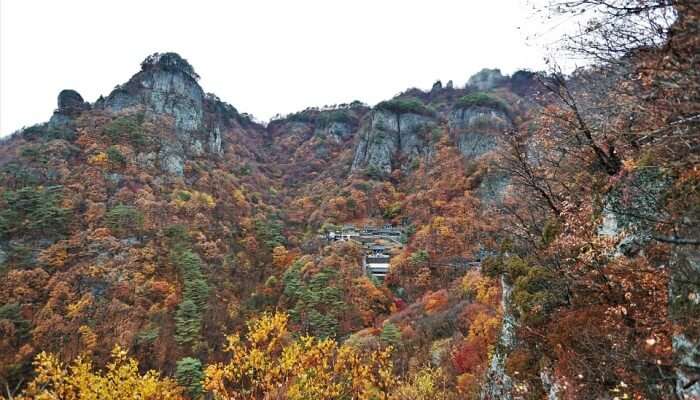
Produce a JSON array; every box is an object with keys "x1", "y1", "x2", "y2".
[
  {"x1": 98, "y1": 53, "x2": 232, "y2": 175},
  {"x1": 449, "y1": 106, "x2": 510, "y2": 158},
  {"x1": 0, "y1": 246, "x2": 6, "y2": 269},
  {"x1": 48, "y1": 113, "x2": 73, "y2": 129},
  {"x1": 57, "y1": 89, "x2": 89, "y2": 114},
  {"x1": 323, "y1": 122, "x2": 353, "y2": 139},
  {"x1": 135, "y1": 152, "x2": 157, "y2": 170},
  {"x1": 159, "y1": 141, "x2": 186, "y2": 175},
  {"x1": 104, "y1": 67, "x2": 204, "y2": 132},
  {"x1": 352, "y1": 109, "x2": 436, "y2": 175},
  {"x1": 598, "y1": 168, "x2": 670, "y2": 255},
  {"x1": 468, "y1": 68, "x2": 508, "y2": 91},
  {"x1": 480, "y1": 277, "x2": 515, "y2": 400},
  {"x1": 48, "y1": 89, "x2": 89, "y2": 130},
  {"x1": 208, "y1": 127, "x2": 223, "y2": 154},
  {"x1": 476, "y1": 171, "x2": 510, "y2": 204},
  {"x1": 671, "y1": 247, "x2": 700, "y2": 399}
]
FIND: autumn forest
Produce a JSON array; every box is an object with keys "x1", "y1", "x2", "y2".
[{"x1": 0, "y1": 1, "x2": 698, "y2": 399}]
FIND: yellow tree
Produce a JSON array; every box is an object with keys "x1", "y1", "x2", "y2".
[
  {"x1": 12, "y1": 345, "x2": 183, "y2": 400},
  {"x1": 204, "y1": 312, "x2": 395, "y2": 400}
]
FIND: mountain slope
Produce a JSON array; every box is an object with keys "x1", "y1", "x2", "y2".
[{"x1": 1, "y1": 6, "x2": 698, "y2": 395}]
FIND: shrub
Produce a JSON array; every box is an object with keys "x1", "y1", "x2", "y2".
[
  {"x1": 13, "y1": 346, "x2": 183, "y2": 399},
  {"x1": 103, "y1": 114, "x2": 145, "y2": 146},
  {"x1": 135, "y1": 326, "x2": 159, "y2": 345},
  {"x1": 286, "y1": 109, "x2": 317, "y2": 123},
  {"x1": 383, "y1": 202, "x2": 402, "y2": 220},
  {"x1": 20, "y1": 145, "x2": 49, "y2": 163},
  {"x1": 0, "y1": 303, "x2": 31, "y2": 346},
  {"x1": 390, "y1": 367, "x2": 450, "y2": 400},
  {"x1": 376, "y1": 98, "x2": 435, "y2": 117},
  {"x1": 21, "y1": 124, "x2": 75, "y2": 142},
  {"x1": 174, "y1": 299, "x2": 202, "y2": 346},
  {"x1": 409, "y1": 250, "x2": 429, "y2": 267},
  {"x1": 141, "y1": 52, "x2": 200, "y2": 80},
  {"x1": 380, "y1": 322, "x2": 401, "y2": 347},
  {"x1": 106, "y1": 146, "x2": 126, "y2": 166},
  {"x1": 511, "y1": 266, "x2": 565, "y2": 325},
  {"x1": 175, "y1": 357, "x2": 204, "y2": 398},
  {"x1": 455, "y1": 92, "x2": 510, "y2": 115},
  {"x1": 255, "y1": 218, "x2": 286, "y2": 249},
  {"x1": 283, "y1": 262, "x2": 344, "y2": 338},
  {"x1": 0, "y1": 186, "x2": 69, "y2": 239},
  {"x1": 105, "y1": 205, "x2": 143, "y2": 237},
  {"x1": 236, "y1": 164, "x2": 252, "y2": 176},
  {"x1": 365, "y1": 165, "x2": 385, "y2": 180},
  {"x1": 203, "y1": 312, "x2": 395, "y2": 400},
  {"x1": 1, "y1": 162, "x2": 41, "y2": 188},
  {"x1": 173, "y1": 250, "x2": 209, "y2": 348},
  {"x1": 317, "y1": 110, "x2": 353, "y2": 128}
]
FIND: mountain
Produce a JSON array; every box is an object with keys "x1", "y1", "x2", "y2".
[{"x1": 1, "y1": 4, "x2": 699, "y2": 397}]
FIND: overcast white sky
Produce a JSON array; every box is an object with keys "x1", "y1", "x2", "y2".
[{"x1": 1, "y1": 0, "x2": 574, "y2": 136}]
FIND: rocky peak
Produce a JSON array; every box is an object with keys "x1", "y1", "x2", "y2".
[
  {"x1": 99, "y1": 52, "x2": 204, "y2": 132},
  {"x1": 468, "y1": 68, "x2": 508, "y2": 91},
  {"x1": 94, "y1": 53, "x2": 240, "y2": 175},
  {"x1": 140, "y1": 52, "x2": 200, "y2": 81}
]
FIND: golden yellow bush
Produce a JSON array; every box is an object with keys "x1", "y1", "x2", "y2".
[
  {"x1": 13, "y1": 345, "x2": 183, "y2": 400},
  {"x1": 172, "y1": 189, "x2": 216, "y2": 211},
  {"x1": 88, "y1": 152, "x2": 108, "y2": 167},
  {"x1": 204, "y1": 312, "x2": 395, "y2": 400},
  {"x1": 390, "y1": 367, "x2": 453, "y2": 400}
]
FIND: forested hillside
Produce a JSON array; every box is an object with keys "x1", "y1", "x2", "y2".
[{"x1": 0, "y1": 1, "x2": 698, "y2": 399}]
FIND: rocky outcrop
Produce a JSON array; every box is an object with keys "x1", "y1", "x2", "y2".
[
  {"x1": 101, "y1": 53, "x2": 204, "y2": 132},
  {"x1": 510, "y1": 70, "x2": 539, "y2": 97},
  {"x1": 468, "y1": 68, "x2": 508, "y2": 91},
  {"x1": 670, "y1": 236, "x2": 700, "y2": 399},
  {"x1": 268, "y1": 106, "x2": 367, "y2": 166},
  {"x1": 596, "y1": 168, "x2": 700, "y2": 398},
  {"x1": 449, "y1": 105, "x2": 510, "y2": 158},
  {"x1": 352, "y1": 108, "x2": 437, "y2": 175},
  {"x1": 476, "y1": 170, "x2": 510, "y2": 204},
  {"x1": 57, "y1": 90, "x2": 89, "y2": 115},
  {"x1": 481, "y1": 276, "x2": 515, "y2": 400},
  {"x1": 94, "y1": 53, "x2": 238, "y2": 175},
  {"x1": 49, "y1": 89, "x2": 90, "y2": 129},
  {"x1": 597, "y1": 168, "x2": 670, "y2": 256}
]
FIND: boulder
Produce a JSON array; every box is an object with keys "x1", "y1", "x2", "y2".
[
  {"x1": 57, "y1": 89, "x2": 89, "y2": 114},
  {"x1": 48, "y1": 89, "x2": 89, "y2": 130}
]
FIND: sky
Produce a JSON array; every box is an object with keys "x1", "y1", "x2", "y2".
[{"x1": 0, "y1": 0, "x2": 576, "y2": 136}]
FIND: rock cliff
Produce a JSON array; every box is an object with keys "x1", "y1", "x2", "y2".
[{"x1": 351, "y1": 99, "x2": 438, "y2": 175}]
